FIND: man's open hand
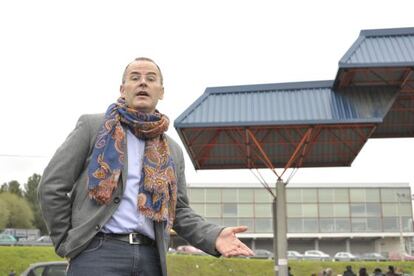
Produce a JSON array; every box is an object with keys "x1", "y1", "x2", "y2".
[{"x1": 215, "y1": 226, "x2": 254, "y2": 257}]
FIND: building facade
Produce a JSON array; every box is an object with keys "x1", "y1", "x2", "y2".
[{"x1": 173, "y1": 182, "x2": 414, "y2": 256}]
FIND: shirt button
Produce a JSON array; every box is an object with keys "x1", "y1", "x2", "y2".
[
  {"x1": 95, "y1": 225, "x2": 100, "y2": 231},
  {"x1": 114, "y1": 197, "x2": 120, "y2": 204}
]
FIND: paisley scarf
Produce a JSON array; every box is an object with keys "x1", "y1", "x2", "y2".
[{"x1": 88, "y1": 98, "x2": 177, "y2": 229}]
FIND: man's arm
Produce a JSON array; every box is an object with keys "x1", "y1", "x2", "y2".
[
  {"x1": 38, "y1": 115, "x2": 92, "y2": 254},
  {"x1": 171, "y1": 142, "x2": 253, "y2": 257},
  {"x1": 172, "y1": 144, "x2": 223, "y2": 255}
]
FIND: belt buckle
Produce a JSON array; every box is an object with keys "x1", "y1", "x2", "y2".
[{"x1": 129, "y1": 233, "x2": 140, "y2": 245}]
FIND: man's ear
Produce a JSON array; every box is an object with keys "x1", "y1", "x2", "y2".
[
  {"x1": 120, "y1": 85, "x2": 125, "y2": 98},
  {"x1": 159, "y1": 86, "x2": 164, "y2": 100}
]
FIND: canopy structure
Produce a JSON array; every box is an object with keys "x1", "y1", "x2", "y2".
[
  {"x1": 175, "y1": 80, "x2": 397, "y2": 173},
  {"x1": 175, "y1": 27, "x2": 414, "y2": 173},
  {"x1": 334, "y1": 27, "x2": 414, "y2": 138},
  {"x1": 173, "y1": 27, "x2": 414, "y2": 276}
]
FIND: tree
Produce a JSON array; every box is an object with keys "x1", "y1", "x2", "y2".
[
  {"x1": 24, "y1": 174, "x2": 41, "y2": 207},
  {"x1": 7, "y1": 180, "x2": 23, "y2": 197},
  {"x1": 0, "y1": 183, "x2": 7, "y2": 193},
  {"x1": 0, "y1": 192, "x2": 33, "y2": 228},
  {"x1": 0, "y1": 198, "x2": 10, "y2": 230},
  {"x1": 24, "y1": 173, "x2": 47, "y2": 234}
]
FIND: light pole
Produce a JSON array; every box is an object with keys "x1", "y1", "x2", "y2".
[{"x1": 396, "y1": 192, "x2": 406, "y2": 261}]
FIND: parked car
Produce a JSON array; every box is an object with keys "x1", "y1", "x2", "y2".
[
  {"x1": 360, "y1": 252, "x2": 386, "y2": 262},
  {"x1": 251, "y1": 249, "x2": 274, "y2": 259},
  {"x1": 21, "y1": 261, "x2": 68, "y2": 276},
  {"x1": 0, "y1": 233, "x2": 17, "y2": 245},
  {"x1": 333, "y1": 252, "x2": 359, "y2": 261},
  {"x1": 17, "y1": 235, "x2": 52, "y2": 246},
  {"x1": 303, "y1": 250, "x2": 330, "y2": 261},
  {"x1": 389, "y1": 251, "x2": 414, "y2": 261},
  {"x1": 287, "y1": 250, "x2": 303, "y2": 260},
  {"x1": 176, "y1": 245, "x2": 205, "y2": 255}
]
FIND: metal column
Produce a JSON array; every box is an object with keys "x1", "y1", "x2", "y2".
[{"x1": 272, "y1": 178, "x2": 288, "y2": 276}]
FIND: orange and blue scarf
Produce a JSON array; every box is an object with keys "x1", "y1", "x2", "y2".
[{"x1": 88, "y1": 98, "x2": 177, "y2": 229}]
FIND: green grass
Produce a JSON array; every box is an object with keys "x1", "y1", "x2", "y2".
[{"x1": 2, "y1": 247, "x2": 414, "y2": 275}]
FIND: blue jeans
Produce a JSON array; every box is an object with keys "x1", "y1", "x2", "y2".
[{"x1": 67, "y1": 236, "x2": 162, "y2": 276}]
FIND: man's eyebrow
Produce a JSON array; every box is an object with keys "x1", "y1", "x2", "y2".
[{"x1": 129, "y1": 71, "x2": 158, "y2": 75}]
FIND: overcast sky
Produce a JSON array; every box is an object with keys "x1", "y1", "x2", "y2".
[{"x1": 1, "y1": 0, "x2": 414, "y2": 190}]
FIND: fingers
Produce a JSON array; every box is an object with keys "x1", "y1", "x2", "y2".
[
  {"x1": 221, "y1": 241, "x2": 254, "y2": 257},
  {"x1": 230, "y1": 225, "x2": 249, "y2": 234},
  {"x1": 224, "y1": 245, "x2": 254, "y2": 257}
]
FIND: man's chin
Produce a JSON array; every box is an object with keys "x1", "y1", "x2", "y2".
[{"x1": 132, "y1": 104, "x2": 155, "y2": 114}]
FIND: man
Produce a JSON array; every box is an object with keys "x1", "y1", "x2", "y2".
[
  {"x1": 343, "y1": 265, "x2": 356, "y2": 276},
  {"x1": 385, "y1": 265, "x2": 398, "y2": 276},
  {"x1": 38, "y1": 57, "x2": 253, "y2": 276}
]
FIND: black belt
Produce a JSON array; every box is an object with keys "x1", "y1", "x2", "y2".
[{"x1": 96, "y1": 232, "x2": 156, "y2": 246}]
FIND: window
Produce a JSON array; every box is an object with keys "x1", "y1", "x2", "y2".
[
  {"x1": 350, "y1": 203, "x2": 365, "y2": 217},
  {"x1": 351, "y1": 218, "x2": 367, "y2": 232},
  {"x1": 239, "y1": 218, "x2": 254, "y2": 232},
  {"x1": 255, "y1": 218, "x2": 272, "y2": 233},
  {"x1": 365, "y1": 189, "x2": 380, "y2": 202},
  {"x1": 320, "y1": 218, "x2": 335, "y2": 232},
  {"x1": 366, "y1": 218, "x2": 381, "y2": 232},
  {"x1": 205, "y1": 204, "x2": 221, "y2": 217},
  {"x1": 334, "y1": 189, "x2": 349, "y2": 202},
  {"x1": 288, "y1": 218, "x2": 302, "y2": 233},
  {"x1": 287, "y1": 204, "x2": 302, "y2": 217},
  {"x1": 302, "y1": 189, "x2": 317, "y2": 202},
  {"x1": 334, "y1": 204, "x2": 349, "y2": 217},
  {"x1": 399, "y1": 203, "x2": 412, "y2": 216},
  {"x1": 238, "y1": 204, "x2": 254, "y2": 217},
  {"x1": 366, "y1": 203, "x2": 381, "y2": 217},
  {"x1": 382, "y1": 188, "x2": 411, "y2": 202},
  {"x1": 222, "y1": 189, "x2": 237, "y2": 202},
  {"x1": 207, "y1": 217, "x2": 221, "y2": 225},
  {"x1": 382, "y1": 204, "x2": 397, "y2": 217},
  {"x1": 255, "y1": 204, "x2": 272, "y2": 217},
  {"x1": 319, "y1": 189, "x2": 334, "y2": 202},
  {"x1": 303, "y1": 204, "x2": 318, "y2": 217},
  {"x1": 223, "y1": 203, "x2": 237, "y2": 217},
  {"x1": 335, "y1": 218, "x2": 350, "y2": 232},
  {"x1": 222, "y1": 218, "x2": 237, "y2": 227},
  {"x1": 350, "y1": 189, "x2": 365, "y2": 202},
  {"x1": 205, "y1": 189, "x2": 221, "y2": 203},
  {"x1": 255, "y1": 190, "x2": 272, "y2": 202},
  {"x1": 189, "y1": 189, "x2": 204, "y2": 203},
  {"x1": 383, "y1": 217, "x2": 399, "y2": 232},
  {"x1": 402, "y1": 217, "x2": 414, "y2": 232},
  {"x1": 239, "y1": 189, "x2": 254, "y2": 202},
  {"x1": 286, "y1": 189, "x2": 301, "y2": 202},
  {"x1": 319, "y1": 204, "x2": 334, "y2": 217},
  {"x1": 303, "y1": 218, "x2": 319, "y2": 232}
]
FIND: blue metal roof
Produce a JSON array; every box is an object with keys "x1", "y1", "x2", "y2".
[
  {"x1": 174, "y1": 27, "x2": 411, "y2": 171},
  {"x1": 339, "y1": 27, "x2": 414, "y2": 68},
  {"x1": 174, "y1": 80, "x2": 397, "y2": 128}
]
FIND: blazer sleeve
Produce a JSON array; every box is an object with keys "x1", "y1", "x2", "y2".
[
  {"x1": 38, "y1": 115, "x2": 92, "y2": 253},
  {"x1": 171, "y1": 143, "x2": 223, "y2": 256}
]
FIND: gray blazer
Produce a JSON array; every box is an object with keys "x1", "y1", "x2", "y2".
[{"x1": 38, "y1": 114, "x2": 223, "y2": 276}]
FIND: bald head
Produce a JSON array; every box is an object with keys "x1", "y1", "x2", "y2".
[{"x1": 122, "y1": 57, "x2": 163, "y2": 85}]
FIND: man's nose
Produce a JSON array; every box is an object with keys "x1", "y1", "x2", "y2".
[{"x1": 138, "y1": 79, "x2": 148, "y2": 86}]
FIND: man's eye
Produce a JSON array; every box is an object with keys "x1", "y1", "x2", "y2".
[
  {"x1": 131, "y1": 76, "x2": 139, "y2": 81},
  {"x1": 147, "y1": 76, "x2": 156, "y2": 82}
]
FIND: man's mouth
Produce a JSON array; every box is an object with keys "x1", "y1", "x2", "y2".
[{"x1": 135, "y1": 91, "x2": 149, "y2": 97}]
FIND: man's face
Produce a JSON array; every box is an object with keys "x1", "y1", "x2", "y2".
[{"x1": 120, "y1": 60, "x2": 164, "y2": 113}]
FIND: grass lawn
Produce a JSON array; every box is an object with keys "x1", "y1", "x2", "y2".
[{"x1": 1, "y1": 246, "x2": 414, "y2": 275}]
